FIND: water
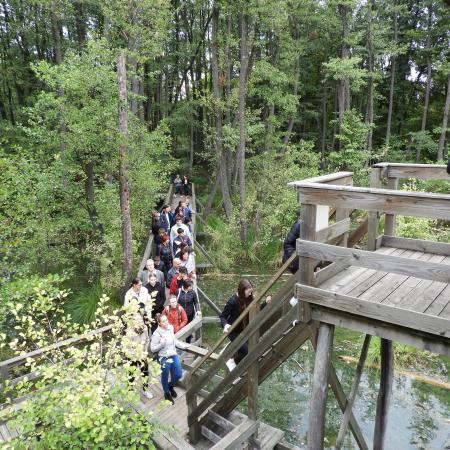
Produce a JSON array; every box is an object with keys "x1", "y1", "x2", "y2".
[{"x1": 199, "y1": 272, "x2": 450, "y2": 450}]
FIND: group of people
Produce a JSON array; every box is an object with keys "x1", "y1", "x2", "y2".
[
  {"x1": 124, "y1": 193, "x2": 200, "y2": 405},
  {"x1": 174, "y1": 174, "x2": 190, "y2": 196}
]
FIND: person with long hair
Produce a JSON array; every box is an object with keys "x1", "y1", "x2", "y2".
[{"x1": 219, "y1": 279, "x2": 271, "y2": 371}]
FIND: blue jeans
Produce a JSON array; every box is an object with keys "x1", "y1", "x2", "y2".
[{"x1": 160, "y1": 354, "x2": 182, "y2": 394}]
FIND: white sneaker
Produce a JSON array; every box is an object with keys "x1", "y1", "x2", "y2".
[
  {"x1": 226, "y1": 358, "x2": 237, "y2": 371},
  {"x1": 144, "y1": 390, "x2": 154, "y2": 400}
]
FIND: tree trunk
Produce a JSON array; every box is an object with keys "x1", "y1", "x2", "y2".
[
  {"x1": 438, "y1": 74, "x2": 450, "y2": 161},
  {"x1": 338, "y1": 3, "x2": 350, "y2": 141},
  {"x1": 321, "y1": 87, "x2": 327, "y2": 166},
  {"x1": 418, "y1": 3, "x2": 433, "y2": 161},
  {"x1": 204, "y1": 172, "x2": 220, "y2": 219},
  {"x1": 386, "y1": 9, "x2": 398, "y2": 145},
  {"x1": 117, "y1": 52, "x2": 133, "y2": 289},
  {"x1": 366, "y1": 0, "x2": 374, "y2": 155},
  {"x1": 238, "y1": 13, "x2": 249, "y2": 242},
  {"x1": 211, "y1": 5, "x2": 233, "y2": 219}
]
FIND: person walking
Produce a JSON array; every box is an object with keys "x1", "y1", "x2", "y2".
[
  {"x1": 145, "y1": 274, "x2": 166, "y2": 333},
  {"x1": 162, "y1": 296, "x2": 188, "y2": 333},
  {"x1": 150, "y1": 314, "x2": 189, "y2": 404},
  {"x1": 220, "y1": 279, "x2": 271, "y2": 371},
  {"x1": 123, "y1": 313, "x2": 153, "y2": 400}
]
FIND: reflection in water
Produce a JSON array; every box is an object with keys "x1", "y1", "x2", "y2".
[{"x1": 200, "y1": 274, "x2": 450, "y2": 450}]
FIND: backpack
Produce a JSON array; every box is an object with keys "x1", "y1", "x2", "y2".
[{"x1": 165, "y1": 305, "x2": 183, "y2": 324}]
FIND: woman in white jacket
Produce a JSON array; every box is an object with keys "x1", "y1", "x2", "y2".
[{"x1": 150, "y1": 314, "x2": 189, "y2": 404}]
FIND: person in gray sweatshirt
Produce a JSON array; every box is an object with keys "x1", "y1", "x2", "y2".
[{"x1": 150, "y1": 314, "x2": 189, "y2": 404}]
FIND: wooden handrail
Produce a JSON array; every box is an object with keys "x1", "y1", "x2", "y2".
[
  {"x1": 0, "y1": 325, "x2": 113, "y2": 370},
  {"x1": 190, "y1": 252, "x2": 298, "y2": 376}
]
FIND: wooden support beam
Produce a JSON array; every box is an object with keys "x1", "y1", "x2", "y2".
[
  {"x1": 289, "y1": 171, "x2": 354, "y2": 185},
  {"x1": 335, "y1": 334, "x2": 371, "y2": 449},
  {"x1": 372, "y1": 162, "x2": 449, "y2": 181},
  {"x1": 296, "y1": 284, "x2": 450, "y2": 339},
  {"x1": 292, "y1": 182, "x2": 450, "y2": 221},
  {"x1": 310, "y1": 306, "x2": 450, "y2": 357},
  {"x1": 308, "y1": 322, "x2": 335, "y2": 450},
  {"x1": 347, "y1": 218, "x2": 368, "y2": 248},
  {"x1": 309, "y1": 331, "x2": 369, "y2": 450},
  {"x1": 296, "y1": 240, "x2": 450, "y2": 284},
  {"x1": 316, "y1": 218, "x2": 351, "y2": 244},
  {"x1": 373, "y1": 339, "x2": 394, "y2": 450}
]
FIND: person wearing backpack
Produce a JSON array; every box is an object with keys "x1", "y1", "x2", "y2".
[{"x1": 162, "y1": 296, "x2": 188, "y2": 333}]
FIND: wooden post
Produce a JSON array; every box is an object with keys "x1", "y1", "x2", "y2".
[
  {"x1": 308, "y1": 322, "x2": 335, "y2": 450},
  {"x1": 367, "y1": 167, "x2": 382, "y2": 251},
  {"x1": 298, "y1": 204, "x2": 317, "y2": 322},
  {"x1": 335, "y1": 176, "x2": 353, "y2": 247},
  {"x1": 187, "y1": 372, "x2": 201, "y2": 444},
  {"x1": 384, "y1": 177, "x2": 399, "y2": 236},
  {"x1": 373, "y1": 339, "x2": 394, "y2": 450},
  {"x1": 335, "y1": 334, "x2": 371, "y2": 449},
  {"x1": 247, "y1": 302, "x2": 260, "y2": 448}
]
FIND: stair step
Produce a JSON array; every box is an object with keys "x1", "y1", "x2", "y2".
[
  {"x1": 201, "y1": 425, "x2": 221, "y2": 444},
  {"x1": 210, "y1": 418, "x2": 259, "y2": 450},
  {"x1": 207, "y1": 410, "x2": 235, "y2": 433}
]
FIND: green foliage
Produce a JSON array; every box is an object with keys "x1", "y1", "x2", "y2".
[
  {"x1": 328, "y1": 109, "x2": 371, "y2": 171},
  {"x1": 0, "y1": 39, "x2": 173, "y2": 291},
  {"x1": 323, "y1": 56, "x2": 368, "y2": 91},
  {"x1": 1, "y1": 278, "x2": 161, "y2": 449},
  {"x1": 366, "y1": 337, "x2": 438, "y2": 369},
  {"x1": 205, "y1": 142, "x2": 319, "y2": 268}
]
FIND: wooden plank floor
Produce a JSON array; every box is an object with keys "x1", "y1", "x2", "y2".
[{"x1": 318, "y1": 246, "x2": 450, "y2": 321}]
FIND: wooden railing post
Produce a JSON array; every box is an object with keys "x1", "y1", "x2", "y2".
[
  {"x1": 298, "y1": 203, "x2": 317, "y2": 322},
  {"x1": 247, "y1": 302, "x2": 260, "y2": 447},
  {"x1": 335, "y1": 176, "x2": 353, "y2": 247},
  {"x1": 384, "y1": 177, "x2": 399, "y2": 236},
  {"x1": 187, "y1": 372, "x2": 201, "y2": 444},
  {"x1": 367, "y1": 167, "x2": 382, "y2": 251}
]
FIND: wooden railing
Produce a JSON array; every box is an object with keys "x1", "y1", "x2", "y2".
[{"x1": 186, "y1": 252, "x2": 299, "y2": 442}]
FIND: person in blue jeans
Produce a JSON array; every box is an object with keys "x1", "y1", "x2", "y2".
[{"x1": 150, "y1": 313, "x2": 189, "y2": 404}]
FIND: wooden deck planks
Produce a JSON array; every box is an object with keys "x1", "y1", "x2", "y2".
[
  {"x1": 358, "y1": 250, "x2": 431, "y2": 304},
  {"x1": 426, "y1": 284, "x2": 450, "y2": 317},
  {"x1": 396, "y1": 255, "x2": 450, "y2": 313}
]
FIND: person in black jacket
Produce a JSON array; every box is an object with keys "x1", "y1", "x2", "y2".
[
  {"x1": 447, "y1": 159, "x2": 450, "y2": 175},
  {"x1": 220, "y1": 279, "x2": 271, "y2": 371},
  {"x1": 176, "y1": 279, "x2": 201, "y2": 343},
  {"x1": 282, "y1": 218, "x2": 301, "y2": 274},
  {"x1": 146, "y1": 274, "x2": 166, "y2": 333}
]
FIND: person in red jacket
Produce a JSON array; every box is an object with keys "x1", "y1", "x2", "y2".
[
  {"x1": 169, "y1": 266, "x2": 189, "y2": 295},
  {"x1": 162, "y1": 296, "x2": 188, "y2": 333}
]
